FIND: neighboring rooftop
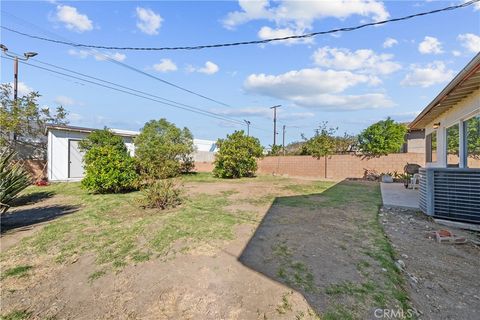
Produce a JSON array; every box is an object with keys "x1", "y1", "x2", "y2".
[
  {"x1": 409, "y1": 52, "x2": 480, "y2": 130},
  {"x1": 45, "y1": 125, "x2": 216, "y2": 149},
  {"x1": 46, "y1": 124, "x2": 140, "y2": 137}
]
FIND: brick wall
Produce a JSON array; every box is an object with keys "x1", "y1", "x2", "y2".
[
  {"x1": 257, "y1": 154, "x2": 425, "y2": 179},
  {"x1": 194, "y1": 161, "x2": 214, "y2": 172},
  {"x1": 194, "y1": 153, "x2": 427, "y2": 179},
  {"x1": 17, "y1": 160, "x2": 47, "y2": 181}
]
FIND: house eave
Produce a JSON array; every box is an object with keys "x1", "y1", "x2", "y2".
[{"x1": 409, "y1": 53, "x2": 480, "y2": 130}]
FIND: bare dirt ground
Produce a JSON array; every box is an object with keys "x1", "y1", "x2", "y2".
[
  {"x1": 1, "y1": 177, "x2": 407, "y2": 319},
  {"x1": 381, "y1": 207, "x2": 480, "y2": 320}
]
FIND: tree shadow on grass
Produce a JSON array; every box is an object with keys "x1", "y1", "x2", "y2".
[
  {"x1": 10, "y1": 191, "x2": 56, "y2": 206},
  {"x1": 1, "y1": 205, "x2": 80, "y2": 234},
  {"x1": 238, "y1": 180, "x2": 383, "y2": 317}
]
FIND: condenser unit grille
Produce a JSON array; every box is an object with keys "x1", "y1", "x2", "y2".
[
  {"x1": 419, "y1": 168, "x2": 427, "y2": 213},
  {"x1": 433, "y1": 170, "x2": 480, "y2": 223}
]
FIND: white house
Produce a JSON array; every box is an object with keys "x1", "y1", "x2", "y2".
[
  {"x1": 46, "y1": 125, "x2": 217, "y2": 182},
  {"x1": 409, "y1": 53, "x2": 479, "y2": 223}
]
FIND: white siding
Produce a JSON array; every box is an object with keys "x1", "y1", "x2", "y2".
[
  {"x1": 424, "y1": 88, "x2": 480, "y2": 168},
  {"x1": 48, "y1": 129, "x2": 135, "y2": 181},
  {"x1": 193, "y1": 139, "x2": 217, "y2": 152}
]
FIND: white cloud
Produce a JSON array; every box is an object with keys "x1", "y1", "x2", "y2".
[
  {"x1": 464, "y1": 0, "x2": 480, "y2": 11},
  {"x1": 457, "y1": 33, "x2": 480, "y2": 53},
  {"x1": 18, "y1": 82, "x2": 33, "y2": 96},
  {"x1": 223, "y1": 0, "x2": 389, "y2": 45},
  {"x1": 245, "y1": 68, "x2": 371, "y2": 97},
  {"x1": 244, "y1": 67, "x2": 393, "y2": 110},
  {"x1": 68, "y1": 49, "x2": 90, "y2": 59},
  {"x1": 136, "y1": 7, "x2": 162, "y2": 35},
  {"x1": 401, "y1": 61, "x2": 454, "y2": 88},
  {"x1": 287, "y1": 111, "x2": 316, "y2": 119},
  {"x1": 291, "y1": 93, "x2": 394, "y2": 110},
  {"x1": 257, "y1": 26, "x2": 312, "y2": 45},
  {"x1": 2, "y1": 82, "x2": 33, "y2": 98},
  {"x1": 223, "y1": 0, "x2": 389, "y2": 29},
  {"x1": 54, "y1": 95, "x2": 76, "y2": 106},
  {"x1": 383, "y1": 37, "x2": 398, "y2": 48},
  {"x1": 187, "y1": 61, "x2": 219, "y2": 75},
  {"x1": 452, "y1": 50, "x2": 462, "y2": 57},
  {"x1": 418, "y1": 36, "x2": 443, "y2": 54},
  {"x1": 93, "y1": 52, "x2": 126, "y2": 62},
  {"x1": 56, "y1": 5, "x2": 93, "y2": 32},
  {"x1": 213, "y1": 107, "x2": 315, "y2": 120},
  {"x1": 68, "y1": 49, "x2": 126, "y2": 62},
  {"x1": 153, "y1": 59, "x2": 177, "y2": 73},
  {"x1": 214, "y1": 107, "x2": 272, "y2": 118},
  {"x1": 69, "y1": 113, "x2": 83, "y2": 122},
  {"x1": 312, "y1": 46, "x2": 401, "y2": 75}
]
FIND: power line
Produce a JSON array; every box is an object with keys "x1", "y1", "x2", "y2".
[
  {"x1": 1, "y1": 56, "x2": 270, "y2": 131},
  {"x1": 2, "y1": 0, "x2": 478, "y2": 51},
  {"x1": 1, "y1": 11, "x2": 232, "y2": 108},
  {"x1": 29, "y1": 57, "x2": 244, "y2": 125}
]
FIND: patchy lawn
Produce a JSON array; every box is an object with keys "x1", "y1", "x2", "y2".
[{"x1": 0, "y1": 173, "x2": 411, "y2": 319}]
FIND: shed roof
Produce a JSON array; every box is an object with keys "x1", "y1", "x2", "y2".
[
  {"x1": 45, "y1": 125, "x2": 139, "y2": 137},
  {"x1": 409, "y1": 53, "x2": 480, "y2": 130}
]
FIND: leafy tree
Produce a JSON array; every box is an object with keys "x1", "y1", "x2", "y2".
[
  {"x1": 0, "y1": 84, "x2": 68, "y2": 159},
  {"x1": 135, "y1": 119, "x2": 194, "y2": 180},
  {"x1": 267, "y1": 144, "x2": 283, "y2": 156},
  {"x1": 333, "y1": 133, "x2": 357, "y2": 154},
  {"x1": 301, "y1": 122, "x2": 337, "y2": 159},
  {"x1": 466, "y1": 116, "x2": 480, "y2": 160},
  {"x1": 284, "y1": 141, "x2": 306, "y2": 155},
  {"x1": 357, "y1": 118, "x2": 407, "y2": 158},
  {"x1": 213, "y1": 130, "x2": 264, "y2": 178},
  {"x1": 79, "y1": 129, "x2": 138, "y2": 193}
]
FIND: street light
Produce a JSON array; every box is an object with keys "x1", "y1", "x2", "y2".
[
  {"x1": 1, "y1": 44, "x2": 38, "y2": 101},
  {"x1": 244, "y1": 119, "x2": 251, "y2": 136}
]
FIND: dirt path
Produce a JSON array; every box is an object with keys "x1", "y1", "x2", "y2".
[
  {"x1": 1, "y1": 178, "x2": 408, "y2": 319},
  {"x1": 382, "y1": 207, "x2": 480, "y2": 320}
]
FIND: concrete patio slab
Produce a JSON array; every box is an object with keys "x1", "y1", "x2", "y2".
[{"x1": 380, "y1": 182, "x2": 419, "y2": 209}]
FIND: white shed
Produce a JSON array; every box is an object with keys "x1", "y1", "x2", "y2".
[
  {"x1": 46, "y1": 125, "x2": 138, "y2": 182},
  {"x1": 46, "y1": 125, "x2": 217, "y2": 182}
]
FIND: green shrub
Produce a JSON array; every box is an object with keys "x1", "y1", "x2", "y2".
[
  {"x1": 135, "y1": 119, "x2": 194, "y2": 181},
  {"x1": 358, "y1": 118, "x2": 407, "y2": 158},
  {"x1": 138, "y1": 179, "x2": 183, "y2": 209},
  {"x1": 213, "y1": 130, "x2": 264, "y2": 179},
  {"x1": 80, "y1": 129, "x2": 138, "y2": 193},
  {"x1": 0, "y1": 150, "x2": 30, "y2": 214},
  {"x1": 78, "y1": 127, "x2": 126, "y2": 152}
]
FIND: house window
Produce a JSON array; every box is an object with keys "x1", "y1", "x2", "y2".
[
  {"x1": 446, "y1": 123, "x2": 460, "y2": 167},
  {"x1": 465, "y1": 115, "x2": 480, "y2": 168},
  {"x1": 426, "y1": 131, "x2": 437, "y2": 163}
]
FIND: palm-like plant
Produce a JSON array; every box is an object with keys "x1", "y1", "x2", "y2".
[{"x1": 0, "y1": 150, "x2": 31, "y2": 214}]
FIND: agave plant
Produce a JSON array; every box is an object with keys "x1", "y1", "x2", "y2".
[{"x1": 0, "y1": 150, "x2": 31, "y2": 214}]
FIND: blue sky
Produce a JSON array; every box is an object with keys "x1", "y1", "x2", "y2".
[{"x1": 1, "y1": 0, "x2": 479, "y2": 146}]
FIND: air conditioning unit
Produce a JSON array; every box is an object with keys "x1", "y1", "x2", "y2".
[{"x1": 419, "y1": 168, "x2": 480, "y2": 223}]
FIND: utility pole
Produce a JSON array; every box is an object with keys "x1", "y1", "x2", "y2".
[
  {"x1": 0, "y1": 44, "x2": 38, "y2": 102},
  {"x1": 282, "y1": 125, "x2": 286, "y2": 155},
  {"x1": 270, "y1": 105, "x2": 281, "y2": 146},
  {"x1": 244, "y1": 119, "x2": 251, "y2": 136}
]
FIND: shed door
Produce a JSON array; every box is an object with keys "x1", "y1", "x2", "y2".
[{"x1": 68, "y1": 140, "x2": 85, "y2": 178}]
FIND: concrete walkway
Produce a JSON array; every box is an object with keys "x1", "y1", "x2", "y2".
[{"x1": 380, "y1": 182, "x2": 419, "y2": 209}]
